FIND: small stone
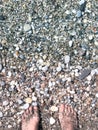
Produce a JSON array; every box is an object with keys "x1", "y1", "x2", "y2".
[
  {"x1": 79, "y1": 68, "x2": 91, "y2": 80},
  {"x1": 17, "y1": 99, "x2": 23, "y2": 105},
  {"x1": 76, "y1": 10, "x2": 82, "y2": 18},
  {"x1": 0, "y1": 121, "x2": 2, "y2": 126},
  {"x1": 87, "y1": 75, "x2": 92, "y2": 81},
  {"x1": 3, "y1": 100, "x2": 9, "y2": 106},
  {"x1": 56, "y1": 66, "x2": 62, "y2": 72},
  {"x1": 50, "y1": 106, "x2": 58, "y2": 112},
  {"x1": 32, "y1": 96, "x2": 37, "y2": 101},
  {"x1": 32, "y1": 102, "x2": 37, "y2": 106},
  {"x1": 88, "y1": 35, "x2": 94, "y2": 40},
  {"x1": 95, "y1": 93, "x2": 98, "y2": 98},
  {"x1": 0, "y1": 64, "x2": 3, "y2": 71},
  {"x1": 0, "y1": 15, "x2": 6, "y2": 20},
  {"x1": 91, "y1": 69, "x2": 96, "y2": 76},
  {"x1": 79, "y1": 1, "x2": 86, "y2": 12},
  {"x1": 8, "y1": 125, "x2": 12, "y2": 128},
  {"x1": 0, "y1": 111, "x2": 3, "y2": 117},
  {"x1": 50, "y1": 117, "x2": 55, "y2": 125},
  {"x1": 8, "y1": 71, "x2": 12, "y2": 77},
  {"x1": 69, "y1": 40, "x2": 73, "y2": 47},
  {"x1": 64, "y1": 55, "x2": 70, "y2": 64},
  {"x1": 79, "y1": 0, "x2": 85, "y2": 5},
  {"x1": 94, "y1": 41, "x2": 98, "y2": 46},
  {"x1": 21, "y1": 103, "x2": 29, "y2": 109},
  {"x1": 42, "y1": 66, "x2": 48, "y2": 72},
  {"x1": 25, "y1": 98, "x2": 32, "y2": 104},
  {"x1": 0, "y1": 81, "x2": 5, "y2": 86},
  {"x1": 24, "y1": 23, "x2": 31, "y2": 32}
]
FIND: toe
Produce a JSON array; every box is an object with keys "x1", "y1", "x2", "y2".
[
  {"x1": 22, "y1": 113, "x2": 25, "y2": 122},
  {"x1": 64, "y1": 104, "x2": 68, "y2": 113},
  {"x1": 29, "y1": 106, "x2": 33, "y2": 115},
  {"x1": 67, "y1": 105, "x2": 71, "y2": 114},
  {"x1": 59, "y1": 104, "x2": 65, "y2": 119},
  {"x1": 59, "y1": 104, "x2": 65, "y2": 113},
  {"x1": 33, "y1": 106, "x2": 39, "y2": 117}
]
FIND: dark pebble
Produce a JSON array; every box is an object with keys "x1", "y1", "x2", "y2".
[
  {"x1": 80, "y1": 1, "x2": 87, "y2": 12},
  {"x1": 0, "y1": 15, "x2": 6, "y2": 20},
  {"x1": 79, "y1": 68, "x2": 91, "y2": 80}
]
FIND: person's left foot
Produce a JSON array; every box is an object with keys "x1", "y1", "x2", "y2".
[{"x1": 22, "y1": 106, "x2": 39, "y2": 130}]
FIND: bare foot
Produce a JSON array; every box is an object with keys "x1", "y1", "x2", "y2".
[
  {"x1": 59, "y1": 104, "x2": 78, "y2": 130},
  {"x1": 22, "y1": 106, "x2": 39, "y2": 130}
]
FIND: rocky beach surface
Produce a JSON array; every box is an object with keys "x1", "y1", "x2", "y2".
[{"x1": 0, "y1": 0, "x2": 98, "y2": 130}]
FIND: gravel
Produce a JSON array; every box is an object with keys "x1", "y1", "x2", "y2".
[{"x1": 0, "y1": 0, "x2": 98, "y2": 130}]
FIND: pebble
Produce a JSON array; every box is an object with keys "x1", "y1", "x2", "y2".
[
  {"x1": 0, "y1": 64, "x2": 3, "y2": 71},
  {"x1": 25, "y1": 98, "x2": 32, "y2": 104},
  {"x1": 94, "y1": 41, "x2": 98, "y2": 46},
  {"x1": 50, "y1": 106, "x2": 58, "y2": 112},
  {"x1": 17, "y1": 99, "x2": 23, "y2": 105},
  {"x1": 79, "y1": 68, "x2": 91, "y2": 80},
  {"x1": 79, "y1": 0, "x2": 85, "y2": 5},
  {"x1": 56, "y1": 66, "x2": 62, "y2": 72},
  {"x1": 32, "y1": 96, "x2": 37, "y2": 101},
  {"x1": 32, "y1": 102, "x2": 37, "y2": 106},
  {"x1": 69, "y1": 40, "x2": 73, "y2": 47},
  {"x1": 87, "y1": 75, "x2": 92, "y2": 81},
  {"x1": 0, "y1": 112, "x2": 3, "y2": 118},
  {"x1": 0, "y1": 15, "x2": 6, "y2": 20},
  {"x1": 76, "y1": 10, "x2": 82, "y2": 18},
  {"x1": 21, "y1": 103, "x2": 29, "y2": 109},
  {"x1": 24, "y1": 23, "x2": 31, "y2": 32},
  {"x1": 64, "y1": 55, "x2": 70, "y2": 64},
  {"x1": 50, "y1": 117, "x2": 55, "y2": 125},
  {"x1": 95, "y1": 93, "x2": 98, "y2": 98},
  {"x1": 80, "y1": 1, "x2": 86, "y2": 12},
  {"x1": 3, "y1": 101, "x2": 9, "y2": 106},
  {"x1": 88, "y1": 35, "x2": 94, "y2": 41},
  {"x1": 8, "y1": 71, "x2": 12, "y2": 77},
  {"x1": 0, "y1": 81, "x2": 5, "y2": 86},
  {"x1": 8, "y1": 125, "x2": 12, "y2": 128}
]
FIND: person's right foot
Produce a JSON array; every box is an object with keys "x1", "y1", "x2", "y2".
[{"x1": 59, "y1": 104, "x2": 78, "y2": 130}]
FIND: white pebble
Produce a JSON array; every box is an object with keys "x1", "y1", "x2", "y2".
[
  {"x1": 50, "y1": 117, "x2": 55, "y2": 125},
  {"x1": 29, "y1": 67, "x2": 34, "y2": 72},
  {"x1": 32, "y1": 96, "x2": 37, "y2": 101},
  {"x1": 8, "y1": 125, "x2": 12, "y2": 128},
  {"x1": 42, "y1": 66, "x2": 48, "y2": 72},
  {"x1": 24, "y1": 24, "x2": 31, "y2": 32},
  {"x1": 21, "y1": 103, "x2": 29, "y2": 109},
  {"x1": 95, "y1": 93, "x2": 98, "y2": 98},
  {"x1": 79, "y1": 0, "x2": 85, "y2": 5},
  {"x1": 87, "y1": 75, "x2": 92, "y2": 81},
  {"x1": 17, "y1": 99, "x2": 23, "y2": 105},
  {"x1": 8, "y1": 71, "x2": 12, "y2": 77},
  {"x1": 94, "y1": 41, "x2": 98, "y2": 46},
  {"x1": 91, "y1": 69, "x2": 96, "y2": 76},
  {"x1": 0, "y1": 112, "x2": 3, "y2": 117},
  {"x1": 3, "y1": 101, "x2": 9, "y2": 106},
  {"x1": 64, "y1": 55, "x2": 70, "y2": 64},
  {"x1": 32, "y1": 102, "x2": 37, "y2": 106},
  {"x1": 56, "y1": 66, "x2": 62, "y2": 72},
  {"x1": 69, "y1": 40, "x2": 73, "y2": 47},
  {"x1": 49, "y1": 81, "x2": 53, "y2": 87},
  {"x1": 88, "y1": 35, "x2": 94, "y2": 40}
]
